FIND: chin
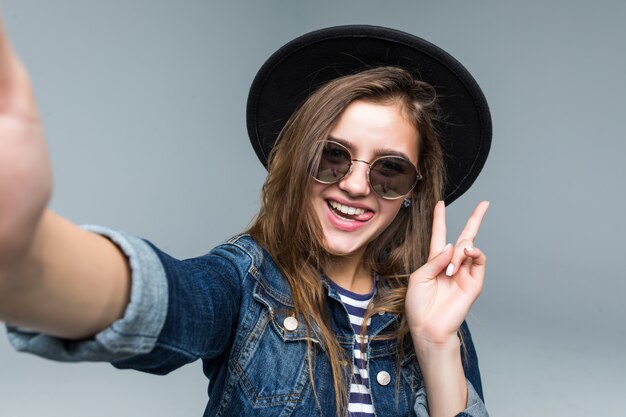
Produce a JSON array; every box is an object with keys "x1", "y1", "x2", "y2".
[
  {"x1": 323, "y1": 242, "x2": 365, "y2": 257},
  {"x1": 320, "y1": 228, "x2": 373, "y2": 257}
]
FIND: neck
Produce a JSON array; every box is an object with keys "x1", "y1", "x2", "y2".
[{"x1": 324, "y1": 250, "x2": 373, "y2": 295}]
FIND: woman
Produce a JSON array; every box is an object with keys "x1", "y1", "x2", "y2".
[{"x1": 0, "y1": 23, "x2": 491, "y2": 417}]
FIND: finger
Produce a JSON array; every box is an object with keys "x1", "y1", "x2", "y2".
[
  {"x1": 452, "y1": 247, "x2": 486, "y2": 303},
  {"x1": 464, "y1": 246, "x2": 486, "y2": 281},
  {"x1": 0, "y1": 15, "x2": 19, "y2": 84},
  {"x1": 428, "y1": 201, "x2": 446, "y2": 260},
  {"x1": 463, "y1": 245, "x2": 486, "y2": 265},
  {"x1": 415, "y1": 242, "x2": 453, "y2": 281},
  {"x1": 455, "y1": 201, "x2": 490, "y2": 245},
  {"x1": 454, "y1": 247, "x2": 486, "y2": 298},
  {"x1": 458, "y1": 245, "x2": 487, "y2": 272},
  {"x1": 453, "y1": 247, "x2": 487, "y2": 287},
  {"x1": 0, "y1": 15, "x2": 35, "y2": 117},
  {"x1": 445, "y1": 239, "x2": 475, "y2": 277}
]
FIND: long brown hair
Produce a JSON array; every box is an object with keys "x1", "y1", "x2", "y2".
[{"x1": 247, "y1": 66, "x2": 445, "y2": 416}]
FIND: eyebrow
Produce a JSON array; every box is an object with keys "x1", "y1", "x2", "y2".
[{"x1": 328, "y1": 135, "x2": 414, "y2": 162}]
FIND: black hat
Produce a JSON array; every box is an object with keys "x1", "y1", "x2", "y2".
[{"x1": 246, "y1": 25, "x2": 491, "y2": 205}]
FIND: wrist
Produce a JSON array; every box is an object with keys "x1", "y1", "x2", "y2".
[
  {"x1": 412, "y1": 330, "x2": 461, "y2": 357},
  {"x1": 411, "y1": 323, "x2": 461, "y2": 347},
  {"x1": 412, "y1": 332, "x2": 467, "y2": 417}
]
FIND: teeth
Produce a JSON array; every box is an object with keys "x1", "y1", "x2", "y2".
[{"x1": 329, "y1": 200, "x2": 365, "y2": 216}]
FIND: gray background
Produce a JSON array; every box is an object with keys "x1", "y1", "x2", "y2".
[{"x1": 1, "y1": 0, "x2": 625, "y2": 416}]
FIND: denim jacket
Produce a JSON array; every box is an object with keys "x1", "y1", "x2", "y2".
[{"x1": 8, "y1": 228, "x2": 488, "y2": 417}]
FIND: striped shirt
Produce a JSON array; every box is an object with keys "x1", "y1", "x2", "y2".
[{"x1": 327, "y1": 278, "x2": 376, "y2": 417}]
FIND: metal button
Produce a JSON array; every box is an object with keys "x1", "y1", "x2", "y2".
[
  {"x1": 283, "y1": 316, "x2": 298, "y2": 331},
  {"x1": 378, "y1": 311, "x2": 385, "y2": 316},
  {"x1": 376, "y1": 371, "x2": 391, "y2": 386}
]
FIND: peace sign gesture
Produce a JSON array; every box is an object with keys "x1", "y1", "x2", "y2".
[{"x1": 405, "y1": 200, "x2": 489, "y2": 347}]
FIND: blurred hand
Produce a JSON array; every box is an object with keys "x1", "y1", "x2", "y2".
[{"x1": 0, "y1": 16, "x2": 52, "y2": 268}]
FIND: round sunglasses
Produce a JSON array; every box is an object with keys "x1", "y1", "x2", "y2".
[{"x1": 313, "y1": 140, "x2": 422, "y2": 199}]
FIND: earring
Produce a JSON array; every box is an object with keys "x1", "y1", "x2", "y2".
[{"x1": 401, "y1": 198, "x2": 412, "y2": 209}]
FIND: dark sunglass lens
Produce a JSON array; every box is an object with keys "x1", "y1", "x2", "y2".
[
  {"x1": 370, "y1": 157, "x2": 417, "y2": 198},
  {"x1": 316, "y1": 141, "x2": 351, "y2": 183}
]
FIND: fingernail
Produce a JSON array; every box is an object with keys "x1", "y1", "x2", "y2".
[
  {"x1": 446, "y1": 263, "x2": 454, "y2": 276},
  {"x1": 465, "y1": 246, "x2": 474, "y2": 253},
  {"x1": 442, "y1": 243, "x2": 452, "y2": 253}
]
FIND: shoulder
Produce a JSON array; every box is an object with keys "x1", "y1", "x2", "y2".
[
  {"x1": 144, "y1": 233, "x2": 293, "y2": 307},
  {"x1": 209, "y1": 234, "x2": 265, "y2": 269},
  {"x1": 210, "y1": 234, "x2": 296, "y2": 305},
  {"x1": 204, "y1": 234, "x2": 268, "y2": 276},
  {"x1": 204, "y1": 234, "x2": 284, "y2": 287}
]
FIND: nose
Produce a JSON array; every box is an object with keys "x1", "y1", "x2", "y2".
[{"x1": 338, "y1": 160, "x2": 371, "y2": 197}]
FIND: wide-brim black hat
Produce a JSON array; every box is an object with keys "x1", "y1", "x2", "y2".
[{"x1": 246, "y1": 25, "x2": 491, "y2": 205}]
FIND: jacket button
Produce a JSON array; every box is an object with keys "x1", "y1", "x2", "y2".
[
  {"x1": 376, "y1": 371, "x2": 391, "y2": 386},
  {"x1": 283, "y1": 316, "x2": 298, "y2": 331}
]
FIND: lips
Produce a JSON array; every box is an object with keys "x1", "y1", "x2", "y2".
[
  {"x1": 327, "y1": 200, "x2": 375, "y2": 221},
  {"x1": 325, "y1": 199, "x2": 375, "y2": 232}
]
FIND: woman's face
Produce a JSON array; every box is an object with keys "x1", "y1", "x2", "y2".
[{"x1": 310, "y1": 99, "x2": 419, "y2": 257}]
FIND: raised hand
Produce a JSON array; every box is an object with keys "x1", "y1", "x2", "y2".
[
  {"x1": 0, "y1": 16, "x2": 52, "y2": 268},
  {"x1": 0, "y1": 12, "x2": 130, "y2": 339},
  {"x1": 405, "y1": 200, "x2": 489, "y2": 346}
]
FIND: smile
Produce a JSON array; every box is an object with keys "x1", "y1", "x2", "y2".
[
  {"x1": 328, "y1": 200, "x2": 366, "y2": 216},
  {"x1": 325, "y1": 199, "x2": 375, "y2": 228}
]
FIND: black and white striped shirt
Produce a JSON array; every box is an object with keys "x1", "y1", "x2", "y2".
[{"x1": 327, "y1": 278, "x2": 376, "y2": 417}]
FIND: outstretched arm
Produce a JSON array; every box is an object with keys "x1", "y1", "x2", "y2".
[{"x1": 0, "y1": 14, "x2": 130, "y2": 339}]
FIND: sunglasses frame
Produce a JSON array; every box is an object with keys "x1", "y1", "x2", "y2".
[{"x1": 312, "y1": 140, "x2": 422, "y2": 200}]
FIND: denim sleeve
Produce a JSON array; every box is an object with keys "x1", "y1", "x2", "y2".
[
  {"x1": 413, "y1": 322, "x2": 489, "y2": 416},
  {"x1": 414, "y1": 380, "x2": 488, "y2": 417},
  {"x1": 6, "y1": 225, "x2": 168, "y2": 363},
  {"x1": 6, "y1": 226, "x2": 244, "y2": 376},
  {"x1": 112, "y1": 240, "x2": 243, "y2": 374}
]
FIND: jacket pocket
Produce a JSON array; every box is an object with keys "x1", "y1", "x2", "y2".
[{"x1": 230, "y1": 281, "x2": 320, "y2": 409}]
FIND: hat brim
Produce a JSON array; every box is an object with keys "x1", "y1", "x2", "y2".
[{"x1": 246, "y1": 25, "x2": 492, "y2": 205}]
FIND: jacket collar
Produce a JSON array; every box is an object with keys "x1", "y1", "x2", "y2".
[{"x1": 230, "y1": 234, "x2": 401, "y2": 338}]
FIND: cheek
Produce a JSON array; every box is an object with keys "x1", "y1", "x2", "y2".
[
  {"x1": 380, "y1": 201, "x2": 403, "y2": 222},
  {"x1": 309, "y1": 182, "x2": 327, "y2": 206},
  {"x1": 376, "y1": 203, "x2": 405, "y2": 234}
]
